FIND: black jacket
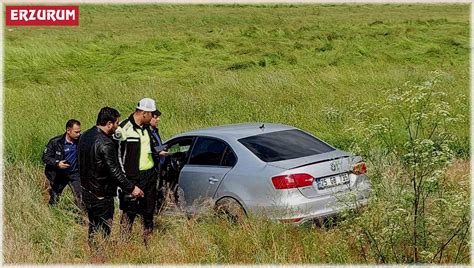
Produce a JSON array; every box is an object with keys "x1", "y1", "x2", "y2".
[
  {"x1": 42, "y1": 133, "x2": 73, "y2": 182},
  {"x1": 78, "y1": 126, "x2": 135, "y2": 198}
]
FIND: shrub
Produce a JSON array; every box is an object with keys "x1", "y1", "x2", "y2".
[{"x1": 342, "y1": 71, "x2": 470, "y2": 263}]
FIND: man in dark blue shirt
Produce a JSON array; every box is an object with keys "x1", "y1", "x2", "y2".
[
  {"x1": 42, "y1": 119, "x2": 83, "y2": 208},
  {"x1": 149, "y1": 110, "x2": 170, "y2": 214},
  {"x1": 150, "y1": 110, "x2": 167, "y2": 164}
]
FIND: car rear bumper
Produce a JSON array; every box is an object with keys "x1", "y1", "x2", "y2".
[{"x1": 247, "y1": 180, "x2": 372, "y2": 224}]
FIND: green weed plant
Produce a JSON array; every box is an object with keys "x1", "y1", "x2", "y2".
[{"x1": 340, "y1": 72, "x2": 470, "y2": 263}]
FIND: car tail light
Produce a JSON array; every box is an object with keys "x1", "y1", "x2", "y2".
[
  {"x1": 272, "y1": 173, "x2": 314, "y2": 189},
  {"x1": 352, "y1": 162, "x2": 367, "y2": 175}
]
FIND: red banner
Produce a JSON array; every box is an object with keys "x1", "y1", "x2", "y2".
[{"x1": 6, "y1": 6, "x2": 79, "y2": 26}]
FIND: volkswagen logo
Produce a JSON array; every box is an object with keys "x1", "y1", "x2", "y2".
[
  {"x1": 330, "y1": 162, "x2": 337, "y2": 171},
  {"x1": 330, "y1": 160, "x2": 341, "y2": 172}
]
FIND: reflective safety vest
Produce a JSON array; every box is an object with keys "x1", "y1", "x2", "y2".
[{"x1": 114, "y1": 114, "x2": 154, "y2": 177}]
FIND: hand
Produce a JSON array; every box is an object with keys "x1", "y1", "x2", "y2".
[
  {"x1": 159, "y1": 151, "x2": 170, "y2": 157},
  {"x1": 131, "y1": 186, "x2": 144, "y2": 198},
  {"x1": 58, "y1": 160, "x2": 70, "y2": 169}
]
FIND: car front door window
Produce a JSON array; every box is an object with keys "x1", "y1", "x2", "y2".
[{"x1": 189, "y1": 138, "x2": 227, "y2": 166}]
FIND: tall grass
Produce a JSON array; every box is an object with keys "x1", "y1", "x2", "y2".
[
  {"x1": 4, "y1": 4, "x2": 469, "y2": 163},
  {"x1": 3, "y1": 159, "x2": 469, "y2": 264},
  {"x1": 3, "y1": 4, "x2": 470, "y2": 264}
]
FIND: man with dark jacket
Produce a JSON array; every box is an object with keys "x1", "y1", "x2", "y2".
[
  {"x1": 42, "y1": 119, "x2": 82, "y2": 207},
  {"x1": 114, "y1": 98, "x2": 159, "y2": 245},
  {"x1": 79, "y1": 107, "x2": 144, "y2": 244},
  {"x1": 149, "y1": 110, "x2": 170, "y2": 214}
]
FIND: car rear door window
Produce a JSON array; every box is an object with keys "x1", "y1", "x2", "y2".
[
  {"x1": 221, "y1": 146, "x2": 237, "y2": 167},
  {"x1": 189, "y1": 137, "x2": 229, "y2": 166},
  {"x1": 238, "y1": 129, "x2": 335, "y2": 162}
]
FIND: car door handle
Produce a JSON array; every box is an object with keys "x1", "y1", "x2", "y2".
[{"x1": 208, "y1": 177, "x2": 219, "y2": 184}]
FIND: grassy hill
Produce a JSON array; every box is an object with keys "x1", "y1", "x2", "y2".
[{"x1": 3, "y1": 4, "x2": 470, "y2": 264}]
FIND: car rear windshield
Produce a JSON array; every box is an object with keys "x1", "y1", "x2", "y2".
[{"x1": 238, "y1": 129, "x2": 335, "y2": 162}]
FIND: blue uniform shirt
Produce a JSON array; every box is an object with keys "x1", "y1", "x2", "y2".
[
  {"x1": 63, "y1": 139, "x2": 78, "y2": 174},
  {"x1": 151, "y1": 128, "x2": 166, "y2": 166}
]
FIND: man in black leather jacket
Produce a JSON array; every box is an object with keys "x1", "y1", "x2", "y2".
[{"x1": 78, "y1": 107, "x2": 144, "y2": 244}]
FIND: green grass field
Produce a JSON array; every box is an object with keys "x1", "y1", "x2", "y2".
[{"x1": 3, "y1": 4, "x2": 470, "y2": 264}]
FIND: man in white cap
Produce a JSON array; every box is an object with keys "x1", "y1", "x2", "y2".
[{"x1": 114, "y1": 97, "x2": 159, "y2": 246}]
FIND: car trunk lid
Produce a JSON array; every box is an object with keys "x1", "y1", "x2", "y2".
[
  {"x1": 267, "y1": 150, "x2": 350, "y2": 170},
  {"x1": 268, "y1": 150, "x2": 353, "y2": 198}
]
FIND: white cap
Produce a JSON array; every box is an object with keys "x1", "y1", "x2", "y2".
[{"x1": 136, "y1": 98, "x2": 156, "y2": 112}]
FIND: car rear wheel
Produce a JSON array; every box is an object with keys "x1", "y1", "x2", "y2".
[{"x1": 215, "y1": 197, "x2": 246, "y2": 223}]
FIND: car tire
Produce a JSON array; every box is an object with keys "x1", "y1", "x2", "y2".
[{"x1": 215, "y1": 197, "x2": 246, "y2": 223}]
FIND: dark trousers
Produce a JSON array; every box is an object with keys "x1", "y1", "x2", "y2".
[
  {"x1": 48, "y1": 172, "x2": 83, "y2": 209},
  {"x1": 155, "y1": 168, "x2": 165, "y2": 214},
  {"x1": 82, "y1": 189, "x2": 115, "y2": 244},
  {"x1": 120, "y1": 169, "x2": 157, "y2": 234}
]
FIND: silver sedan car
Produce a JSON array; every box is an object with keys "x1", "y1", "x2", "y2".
[{"x1": 160, "y1": 123, "x2": 371, "y2": 223}]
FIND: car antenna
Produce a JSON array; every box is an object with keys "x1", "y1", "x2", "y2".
[{"x1": 259, "y1": 123, "x2": 265, "y2": 130}]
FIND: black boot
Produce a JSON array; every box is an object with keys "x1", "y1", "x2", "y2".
[{"x1": 48, "y1": 189, "x2": 59, "y2": 205}]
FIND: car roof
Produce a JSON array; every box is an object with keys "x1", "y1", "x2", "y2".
[{"x1": 172, "y1": 122, "x2": 296, "y2": 140}]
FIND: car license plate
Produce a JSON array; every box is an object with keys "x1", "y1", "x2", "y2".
[{"x1": 316, "y1": 173, "x2": 349, "y2": 190}]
